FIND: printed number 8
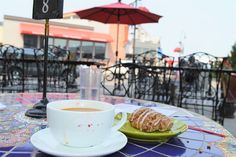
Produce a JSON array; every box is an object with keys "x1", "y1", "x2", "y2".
[{"x1": 42, "y1": 0, "x2": 49, "y2": 13}]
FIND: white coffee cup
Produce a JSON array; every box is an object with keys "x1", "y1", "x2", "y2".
[{"x1": 47, "y1": 99, "x2": 127, "y2": 147}]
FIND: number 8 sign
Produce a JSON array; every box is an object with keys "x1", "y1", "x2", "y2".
[
  {"x1": 42, "y1": 0, "x2": 49, "y2": 13},
  {"x1": 33, "y1": 0, "x2": 64, "y2": 19}
]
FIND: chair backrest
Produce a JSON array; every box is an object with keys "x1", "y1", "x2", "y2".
[
  {"x1": 101, "y1": 58, "x2": 177, "y2": 104},
  {"x1": 178, "y1": 52, "x2": 226, "y2": 124},
  {"x1": 101, "y1": 62, "x2": 131, "y2": 97},
  {"x1": 132, "y1": 64, "x2": 177, "y2": 104},
  {"x1": 135, "y1": 49, "x2": 175, "y2": 67},
  {"x1": 0, "y1": 45, "x2": 25, "y2": 92},
  {"x1": 35, "y1": 46, "x2": 78, "y2": 93}
]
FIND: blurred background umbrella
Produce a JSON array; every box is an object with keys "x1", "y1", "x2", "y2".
[{"x1": 74, "y1": 0, "x2": 162, "y2": 62}]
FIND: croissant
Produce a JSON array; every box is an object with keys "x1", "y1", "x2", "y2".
[{"x1": 129, "y1": 107, "x2": 173, "y2": 132}]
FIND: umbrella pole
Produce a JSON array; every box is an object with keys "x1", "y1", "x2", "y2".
[
  {"x1": 115, "y1": 22, "x2": 120, "y2": 63},
  {"x1": 132, "y1": 25, "x2": 136, "y2": 64},
  {"x1": 116, "y1": 22, "x2": 122, "y2": 90}
]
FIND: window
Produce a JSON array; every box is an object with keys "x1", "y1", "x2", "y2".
[
  {"x1": 94, "y1": 42, "x2": 106, "y2": 59},
  {"x1": 49, "y1": 38, "x2": 54, "y2": 46},
  {"x1": 54, "y1": 38, "x2": 67, "y2": 49},
  {"x1": 23, "y1": 35, "x2": 38, "y2": 48},
  {"x1": 68, "y1": 40, "x2": 81, "y2": 60},
  {"x1": 40, "y1": 36, "x2": 54, "y2": 48},
  {"x1": 24, "y1": 35, "x2": 108, "y2": 61},
  {"x1": 81, "y1": 41, "x2": 93, "y2": 59}
]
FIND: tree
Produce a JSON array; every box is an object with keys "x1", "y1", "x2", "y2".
[{"x1": 230, "y1": 42, "x2": 236, "y2": 70}]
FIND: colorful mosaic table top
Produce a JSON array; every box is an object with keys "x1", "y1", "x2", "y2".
[{"x1": 0, "y1": 93, "x2": 236, "y2": 157}]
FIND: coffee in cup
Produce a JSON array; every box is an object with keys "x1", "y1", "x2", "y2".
[{"x1": 62, "y1": 107, "x2": 102, "y2": 112}]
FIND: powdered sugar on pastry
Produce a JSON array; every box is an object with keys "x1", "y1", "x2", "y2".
[
  {"x1": 139, "y1": 111, "x2": 156, "y2": 130},
  {"x1": 128, "y1": 107, "x2": 173, "y2": 132},
  {"x1": 136, "y1": 109, "x2": 153, "y2": 129}
]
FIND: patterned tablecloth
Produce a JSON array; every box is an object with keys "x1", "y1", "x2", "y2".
[{"x1": 0, "y1": 93, "x2": 236, "y2": 157}]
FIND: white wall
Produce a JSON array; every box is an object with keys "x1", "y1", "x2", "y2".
[
  {"x1": 53, "y1": 18, "x2": 110, "y2": 34},
  {"x1": 0, "y1": 25, "x2": 3, "y2": 44},
  {"x1": 2, "y1": 20, "x2": 23, "y2": 47}
]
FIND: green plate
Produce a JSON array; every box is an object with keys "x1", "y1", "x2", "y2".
[{"x1": 115, "y1": 114, "x2": 188, "y2": 142}]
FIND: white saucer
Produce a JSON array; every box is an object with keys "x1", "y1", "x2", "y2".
[{"x1": 31, "y1": 128, "x2": 127, "y2": 157}]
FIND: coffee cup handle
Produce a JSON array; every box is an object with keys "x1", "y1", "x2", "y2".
[{"x1": 112, "y1": 109, "x2": 127, "y2": 132}]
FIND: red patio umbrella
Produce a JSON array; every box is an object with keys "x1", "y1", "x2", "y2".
[{"x1": 74, "y1": 0, "x2": 162, "y2": 62}]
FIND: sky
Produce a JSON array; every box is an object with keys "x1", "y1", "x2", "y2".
[{"x1": 0, "y1": 0, "x2": 236, "y2": 58}]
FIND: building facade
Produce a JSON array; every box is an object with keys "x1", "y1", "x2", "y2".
[
  {"x1": 0, "y1": 13, "x2": 129, "y2": 64},
  {"x1": 125, "y1": 25, "x2": 160, "y2": 60}
]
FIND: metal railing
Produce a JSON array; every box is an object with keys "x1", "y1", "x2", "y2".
[
  {"x1": 101, "y1": 61, "x2": 235, "y2": 125},
  {"x1": 0, "y1": 45, "x2": 105, "y2": 93}
]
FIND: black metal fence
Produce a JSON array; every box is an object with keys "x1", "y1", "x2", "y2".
[
  {"x1": 101, "y1": 52, "x2": 235, "y2": 125},
  {"x1": 0, "y1": 45, "x2": 104, "y2": 93},
  {"x1": 1, "y1": 45, "x2": 235, "y2": 125}
]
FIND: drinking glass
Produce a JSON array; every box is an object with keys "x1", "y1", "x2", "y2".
[{"x1": 79, "y1": 66, "x2": 101, "y2": 100}]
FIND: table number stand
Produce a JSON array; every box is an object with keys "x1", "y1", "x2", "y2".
[{"x1": 25, "y1": 0, "x2": 64, "y2": 118}]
